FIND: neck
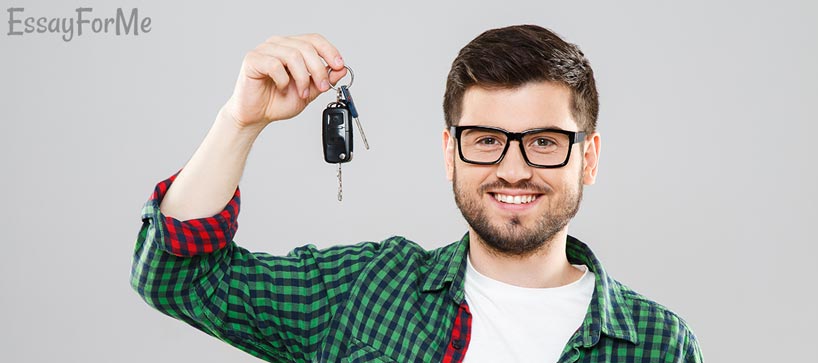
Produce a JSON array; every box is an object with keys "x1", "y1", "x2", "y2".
[{"x1": 467, "y1": 229, "x2": 583, "y2": 288}]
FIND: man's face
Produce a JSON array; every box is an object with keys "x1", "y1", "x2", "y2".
[{"x1": 443, "y1": 81, "x2": 601, "y2": 257}]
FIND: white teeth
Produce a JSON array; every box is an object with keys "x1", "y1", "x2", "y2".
[{"x1": 494, "y1": 194, "x2": 537, "y2": 205}]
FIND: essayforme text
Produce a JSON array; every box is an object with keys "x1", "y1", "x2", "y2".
[{"x1": 7, "y1": 7, "x2": 152, "y2": 42}]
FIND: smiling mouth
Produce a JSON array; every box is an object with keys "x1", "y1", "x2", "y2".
[{"x1": 491, "y1": 193, "x2": 539, "y2": 205}]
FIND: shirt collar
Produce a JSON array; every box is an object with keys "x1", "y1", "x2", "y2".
[
  {"x1": 420, "y1": 233, "x2": 639, "y2": 346},
  {"x1": 565, "y1": 235, "x2": 639, "y2": 346},
  {"x1": 420, "y1": 232, "x2": 469, "y2": 303}
]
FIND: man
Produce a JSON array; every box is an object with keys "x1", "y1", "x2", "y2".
[{"x1": 131, "y1": 25, "x2": 703, "y2": 362}]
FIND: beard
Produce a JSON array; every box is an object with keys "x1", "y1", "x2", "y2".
[{"x1": 453, "y1": 166, "x2": 583, "y2": 258}]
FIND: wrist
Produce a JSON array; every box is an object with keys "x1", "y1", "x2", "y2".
[{"x1": 216, "y1": 105, "x2": 266, "y2": 138}]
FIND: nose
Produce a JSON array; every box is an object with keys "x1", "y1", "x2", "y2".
[{"x1": 495, "y1": 141, "x2": 532, "y2": 184}]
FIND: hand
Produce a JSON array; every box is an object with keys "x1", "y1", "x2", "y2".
[{"x1": 222, "y1": 33, "x2": 348, "y2": 130}]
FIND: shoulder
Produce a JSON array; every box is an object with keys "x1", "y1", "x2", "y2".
[
  {"x1": 365, "y1": 235, "x2": 460, "y2": 268},
  {"x1": 610, "y1": 279, "x2": 703, "y2": 360},
  {"x1": 612, "y1": 279, "x2": 691, "y2": 327},
  {"x1": 321, "y1": 236, "x2": 464, "y2": 286},
  {"x1": 288, "y1": 235, "x2": 449, "y2": 266},
  {"x1": 351, "y1": 235, "x2": 460, "y2": 259},
  {"x1": 285, "y1": 236, "x2": 426, "y2": 258}
]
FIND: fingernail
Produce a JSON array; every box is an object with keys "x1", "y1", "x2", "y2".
[
  {"x1": 302, "y1": 89, "x2": 310, "y2": 99},
  {"x1": 321, "y1": 79, "x2": 330, "y2": 91},
  {"x1": 335, "y1": 56, "x2": 343, "y2": 67}
]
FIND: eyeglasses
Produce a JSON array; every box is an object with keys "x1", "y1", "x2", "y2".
[{"x1": 450, "y1": 125, "x2": 586, "y2": 168}]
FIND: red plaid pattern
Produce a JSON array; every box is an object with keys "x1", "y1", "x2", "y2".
[
  {"x1": 442, "y1": 303, "x2": 472, "y2": 363},
  {"x1": 146, "y1": 172, "x2": 240, "y2": 257}
]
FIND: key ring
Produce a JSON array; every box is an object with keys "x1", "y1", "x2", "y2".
[{"x1": 328, "y1": 65, "x2": 354, "y2": 90}]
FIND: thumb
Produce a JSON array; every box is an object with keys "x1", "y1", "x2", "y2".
[
  {"x1": 306, "y1": 66, "x2": 349, "y2": 100},
  {"x1": 327, "y1": 66, "x2": 349, "y2": 88}
]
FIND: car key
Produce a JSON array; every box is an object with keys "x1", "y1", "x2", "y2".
[
  {"x1": 322, "y1": 103, "x2": 353, "y2": 164},
  {"x1": 323, "y1": 65, "x2": 370, "y2": 201},
  {"x1": 322, "y1": 102, "x2": 352, "y2": 201}
]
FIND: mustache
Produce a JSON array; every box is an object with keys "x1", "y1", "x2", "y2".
[{"x1": 478, "y1": 180, "x2": 551, "y2": 194}]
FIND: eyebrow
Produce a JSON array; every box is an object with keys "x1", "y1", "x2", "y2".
[
  {"x1": 461, "y1": 125, "x2": 572, "y2": 132},
  {"x1": 536, "y1": 126, "x2": 569, "y2": 131}
]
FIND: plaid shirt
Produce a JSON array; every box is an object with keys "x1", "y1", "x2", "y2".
[{"x1": 131, "y1": 173, "x2": 703, "y2": 362}]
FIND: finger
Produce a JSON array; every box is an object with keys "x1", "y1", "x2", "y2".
[
  {"x1": 327, "y1": 66, "x2": 348, "y2": 87},
  {"x1": 303, "y1": 65, "x2": 341, "y2": 100},
  {"x1": 255, "y1": 43, "x2": 311, "y2": 99},
  {"x1": 276, "y1": 37, "x2": 333, "y2": 92},
  {"x1": 243, "y1": 51, "x2": 290, "y2": 92},
  {"x1": 293, "y1": 33, "x2": 344, "y2": 70}
]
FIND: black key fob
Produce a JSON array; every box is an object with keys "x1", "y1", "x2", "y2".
[{"x1": 322, "y1": 105, "x2": 354, "y2": 163}]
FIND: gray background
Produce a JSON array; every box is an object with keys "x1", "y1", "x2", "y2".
[{"x1": 1, "y1": 1, "x2": 816, "y2": 362}]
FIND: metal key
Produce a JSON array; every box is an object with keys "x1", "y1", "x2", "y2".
[
  {"x1": 340, "y1": 85, "x2": 369, "y2": 150},
  {"x1": 336, "y1": 163, "x2": 343, "y2": 201}
]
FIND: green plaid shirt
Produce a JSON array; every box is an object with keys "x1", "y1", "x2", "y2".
[{"x1": 131, "y1": 174, "x2": 703, "y2": 362}]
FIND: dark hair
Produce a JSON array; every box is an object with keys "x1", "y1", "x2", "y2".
[{"x1": 443, "y1": 25, "x2": 599, "y2": 132}]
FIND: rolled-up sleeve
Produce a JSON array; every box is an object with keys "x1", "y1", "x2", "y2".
[{"x1": 141, "y1": 171, "x2": 240, "y2": 257}]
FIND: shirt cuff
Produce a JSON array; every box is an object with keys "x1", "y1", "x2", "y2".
[{"x1": 141, "y1": 170, "x2": 240, "y2": 257}]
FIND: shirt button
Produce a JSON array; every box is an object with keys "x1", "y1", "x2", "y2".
[{"x1": 451, "y1": 339, "x2": 464, "y2": 350}]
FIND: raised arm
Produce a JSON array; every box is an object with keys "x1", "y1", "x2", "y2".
[
  {"x1": 160, "y1": 33, "x2": 348, "y2": 221},
  {"x1": 132, "y1": 34, "x2": 362, "y2": 362}
]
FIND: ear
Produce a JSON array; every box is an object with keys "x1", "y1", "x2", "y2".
[
  {"x1": 443, "y1": 128, "x2": 456, "y2": 181},
  {"x1": 582, "y1": 132, "x2": 601, "y2": 185}
]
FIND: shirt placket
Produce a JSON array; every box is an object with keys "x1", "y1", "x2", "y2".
[{"x1": 441, "y1": 302, "x2": 472, "y2": 363}]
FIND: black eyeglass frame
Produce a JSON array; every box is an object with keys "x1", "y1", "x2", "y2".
[{"x1": 450, "y1": 125, "x2": 587, "y2": 168}]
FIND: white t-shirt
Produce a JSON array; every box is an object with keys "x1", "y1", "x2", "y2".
[{"x1": 462, "y1": 256, "x2": 595, "y2": 363}]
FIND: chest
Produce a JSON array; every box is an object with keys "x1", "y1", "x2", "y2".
[
  {"x1": 462, "y1": 276, "x2": 593, "y2": 362},
  {"x1": 313, "y1": 271, "x2": 459, "y2": 362}
]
